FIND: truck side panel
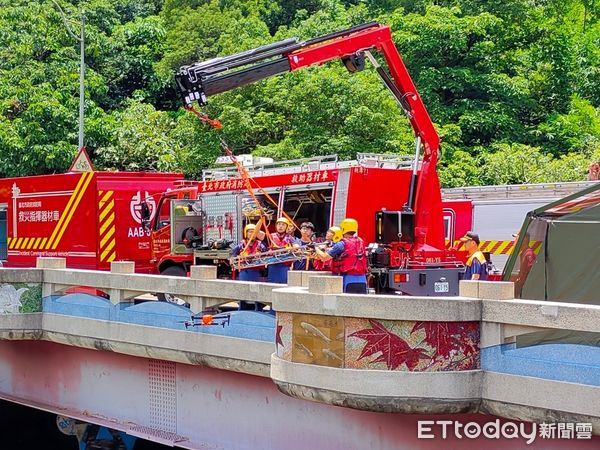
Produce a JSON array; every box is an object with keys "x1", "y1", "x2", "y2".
[
  {"x1": 0, "y1": 172, "x2": 181, "y2": 271},
  {"x1": 4, "y1": 172, "x2": 98, "y2": 268},
  {"x1": 344, "y1": 167, "x2": 412, "y2": 244},
  {"x1": 95, "y1": 173, "x2": 182, "y2": 273}
]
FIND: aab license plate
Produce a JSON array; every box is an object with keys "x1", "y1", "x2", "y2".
[{"x1": 434, "y1": 282, "x2": 449, "y2": 293}]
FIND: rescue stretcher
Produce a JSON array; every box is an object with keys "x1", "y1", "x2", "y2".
[{"x1": 230, "y1": 247, "x2": 315, "y2": 270}]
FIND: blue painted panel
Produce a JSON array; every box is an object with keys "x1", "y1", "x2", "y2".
[
  {"x1": 193, "y1": 311, "x2": 276, "y2": 342},
  {"x1": 117, "y1": 301, "x2": 192, "y2": 330},
  {"x1": 42, "y1": 293, "x2": 276, "y2": 341},
  {"x1": 43, "y1": 294, "x2": 112, "y2": 320},
  {"x1": 482, "y1": 343, "x2": 600, "y2": 386}
]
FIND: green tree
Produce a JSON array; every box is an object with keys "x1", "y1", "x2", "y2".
[{"x1": 95, "y1": 102, "x2": 180, "y2": 171}]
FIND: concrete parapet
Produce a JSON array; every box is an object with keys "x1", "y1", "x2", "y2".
[
  {"x1": 36, "y1": 257, "x2": 66, "y2": 269},
  {"x1": 308, "y1": 275, "x2": 343, "y2": 294},
  {"x1": 190, "y1": 265, "x2": 217, "y2": 280},
  {"x1": 460, "y1": 280, "x2": 515, "y2": 300},
  {"x1": 272, "y1": 289, "x2": 481, "y2": 321},
  {"x1": 110, "y1": 261, "x2": 135, "y2": 274},
  {"x1": 483, "y1": 299, "x2": 600, "y2": 333},
  {"x1": 41, "y1": 314, "x2": 273, "y2": 378},
  {"x1": 271, "y1": 354, "x2": 481, "y2": 413},
  {"x1": 0, "y1": 268, "x2": 42, "y2": 283},
  {"x1": 483, "y1": 371, "x2": 600, "y2": 421}
]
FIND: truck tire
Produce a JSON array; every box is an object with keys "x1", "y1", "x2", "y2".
[{"x1": 157, "y1": 265, "x2": 186, "y2": 303}]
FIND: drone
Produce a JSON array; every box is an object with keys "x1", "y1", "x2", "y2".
[{"x1": 181, "y1": 312, "x2": 231, "y2": 329}]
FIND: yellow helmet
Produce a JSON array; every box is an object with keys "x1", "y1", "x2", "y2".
[
  {"x1": 276, "y1": 217, "x2": 292, "y2": 227},
  {"x1": 244, "y1": 223, "x2": 256, "y2": 238},
  {"x1": 340, "y1": 218, "x2": 358, "y2": 235},
  {"x1": 328, "y1": 226, "x2": 342, "y2": 243}
]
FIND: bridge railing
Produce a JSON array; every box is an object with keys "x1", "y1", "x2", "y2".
[
  {"x1": 35, "y1": 257, "x2": 280, "y2": 311},
  {"x1": 0, "y1": 257, "x2": 598, "y2": 429}
]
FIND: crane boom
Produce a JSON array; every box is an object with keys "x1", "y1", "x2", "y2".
[
  {"x1": 175, "y1": 22, "x2": 447, "y2": 258},
  {"x1": 175, "y1": 22, "x2": 439, "y2": 162}
]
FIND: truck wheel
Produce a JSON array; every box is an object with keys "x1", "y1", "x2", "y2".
[{"x1": 157, "y1": 265, "x2": 186, "y2": 303}]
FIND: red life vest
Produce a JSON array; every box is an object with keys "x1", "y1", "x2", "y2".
[
  {"x1": 337, "y1": 236, "x2": 368, "y2": 275},
  {"x1": 271, "y1": 232, "x2": 292, "y2": 248},
  {"x1": 240, "y1": 239, "x2": 261, "y2": 256}
]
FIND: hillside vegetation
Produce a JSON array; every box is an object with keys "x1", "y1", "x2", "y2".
[{"x1": 0, "y1": 0, "x2": 598, "y2": 186}]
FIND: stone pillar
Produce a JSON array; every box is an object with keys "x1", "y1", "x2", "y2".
[
  {"x1": 37, "y1": 257, "x2": 66, "y2": 298},
  {"x1": 109, "y1": 261, "x2": 134, "y2": 304},
  {"x1": 459, "y1": 280, "x2": 515, "y2": 300},
  {"x1": 190, "y1": 265, "x2": 217, "y2": 280},
  {"x1": 308, "y1": 275, "x2": 343, "y2": 294},
  {"x1": 286, "y1": 271, "x2": 304, "y2": 287},
  {"x1": 36, "y1": 257, "x2": 66, "y2": 269},
  {"x1": 287, "y1": 271, "x2": 334, "y2": 288},
  {"x1": 110, "y1": 261, "x2": 135, "y2": 274}
]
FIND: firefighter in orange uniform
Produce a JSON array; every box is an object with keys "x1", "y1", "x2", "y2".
[
  {"x1": 315, "y1": 218, "x2": 368, "y2": 293},
  {"x1": 267, "y1": 217, "x2": 295, "y2": 283}
]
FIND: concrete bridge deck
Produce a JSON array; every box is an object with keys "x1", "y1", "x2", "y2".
[{"x1": 0, "y1": 259, "x2": 598, "y2": 448}]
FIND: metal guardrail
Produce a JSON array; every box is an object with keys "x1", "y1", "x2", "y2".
[
  {"x1": 442, "y1": 181, "x2": 598, "y2": 200},
  {"x1": 202, "y1": 153, "x2": 416, "y2": 180}
]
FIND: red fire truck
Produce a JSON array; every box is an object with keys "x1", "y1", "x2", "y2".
[
  {"x1": 145, "y1": 153, "x2": 474, "y2": 285},
  {"x1": 0, "y1": 171, "x2": 182, "y2": 271},
  {"x1": 146, "y1": 21, "x2": 472, "y2": 295}
]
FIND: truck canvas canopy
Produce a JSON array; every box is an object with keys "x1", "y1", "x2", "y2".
[{"x1": 503, "y1": 182, "x2": 600, "y2": 347}]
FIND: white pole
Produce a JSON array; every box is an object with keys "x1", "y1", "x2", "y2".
[{"x1": 78, "y1": 12, "x2": 85, "y2": 150}]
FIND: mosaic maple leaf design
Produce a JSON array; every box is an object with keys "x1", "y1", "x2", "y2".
[
  {"x1": 276, "y1": 324, "x2": 283, "y2": 347},
  {"x1": 411, "y1": 321, "x2": 479, "y2": 359},
  {"x1": 349, "y1": 319, "x2": 428, "y2": 370}
]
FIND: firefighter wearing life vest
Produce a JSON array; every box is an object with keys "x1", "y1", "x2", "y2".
[
  {"x1": 267, "y1": 217, "x2": 295, "y2": 283},
  {"x1": 231, "y1": 223, "x2": 267, "y2": 282},
  {"x1": 232, "y1": 223, "x2": 268, "y2": 311},
  {"x1": 316, "y1": 218, "x2": 368, "y2": 293},
  {"x1": 314, "y1": 226, "x2": 342, "y2": 272}
]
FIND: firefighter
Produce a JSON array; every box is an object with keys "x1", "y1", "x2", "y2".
[
  {"x1": 314, "y1": 226, "x2": 342, "y2": 272},
  {"x1": 315, "y1": 218, "x2": 368, "y2": 293},
  {"x1": 460, "y1": 231, "x2": 488, "y2": 280},
  {"x1": 324, "y1": 226, "x2": 342, "y2": 246},
  {"x1": 231, "y1": 224, "x2": 267, "y2": 282},
  {"x1": 232, "y1": 223, "x2": 267, "y2": 310},
  {"x1": 267, "y1": 217, "x2": 295, "y2": 283},
  {"x1": 293, "y1": 221, "x2": 316, "y2": 270}
]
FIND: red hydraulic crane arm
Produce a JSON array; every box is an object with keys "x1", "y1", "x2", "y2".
[
  {"x1": 285, "y1": 25, "x2": 439, "y2": 164},
  {"x1": 176, "y1": 22, "x2": 439, "y2": 164},
  {"x1": 176, "y1": 22, "x2": 444, "y2": 248}
]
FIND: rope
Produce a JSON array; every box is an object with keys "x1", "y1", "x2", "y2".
[{"x1": 185, "y1": 105, "x2": 302, "y2": 259}]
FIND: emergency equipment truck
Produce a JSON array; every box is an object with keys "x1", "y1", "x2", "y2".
[{"x1": 0, "y1": 171, "x2": 182, "y2": 272}]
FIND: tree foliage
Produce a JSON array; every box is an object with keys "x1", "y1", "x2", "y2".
[{"x1": 0, "y1": 0, "x2": 598, "y2": 187}]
